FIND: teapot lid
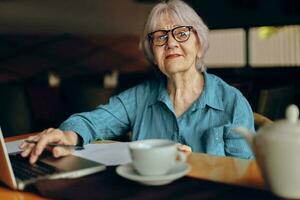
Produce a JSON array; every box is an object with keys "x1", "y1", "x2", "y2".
[{"x1": 258, "y1": 104, "x2": 300, "y2": 140}]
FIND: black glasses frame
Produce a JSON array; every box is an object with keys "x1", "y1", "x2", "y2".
[{"x1": 148, "y1": 26, "x2": 193, "y2": 46}]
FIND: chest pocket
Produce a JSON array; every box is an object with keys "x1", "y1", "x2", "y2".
[{"x1": 189, "y1": 126, "x2": 226, "y2": 156}]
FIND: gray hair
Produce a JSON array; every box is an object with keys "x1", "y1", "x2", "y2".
[{"x1": 140, "y1": 0, "x2": 209, "y2": 72}]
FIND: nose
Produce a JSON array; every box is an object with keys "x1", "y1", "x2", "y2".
[{"x1": 165, "y1": 32, "x2": 178, "y2": 49}]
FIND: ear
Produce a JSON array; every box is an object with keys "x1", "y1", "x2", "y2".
[
  {"x1": 196, "y1": 46, "x2": 203, "y2": 59},
  {"x1": 197, "y1": 51, "x2": 202, "y2": 58},
  {"x1": 196, "y1": 38, "x2": 203, "y2": 58}
]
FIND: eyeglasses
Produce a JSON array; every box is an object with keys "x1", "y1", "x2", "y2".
[{"x1": 148, "y1": 26, "x2": 193, "y2": 46}]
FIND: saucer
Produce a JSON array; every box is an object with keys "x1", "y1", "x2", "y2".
[{"x1": 116, "y1": 162, "x2": 191, "y2": 186}]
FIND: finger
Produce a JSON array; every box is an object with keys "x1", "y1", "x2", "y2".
[
  {"x1": 181, "y1": 146, "x2": 191, "y2": 152},
  {"x1": 32, "y1": 129, "x2": 50, "y2": 156},
  {"x1": 29, "y1": 129, "x2": 55, "y2": 164},
  {"x1": 19, "y1": 135, "x2": 39, "y2": 149},
  {"x1": 20, "y1": 143, "x2": 35, "y2": 157},
  {"x1": 29, "y1": 150, "x2": 39, "y2": 164},
  {"x1": 52, "y1": 147, "x2": 73, "y2": 158},
  {"x1": 19, "y1": 140, "x2": 29, "y2": 149},
  {"x1": 19, "y1": 141, "x2": 32, "y2": 150},
  {"x1": 176, "y1": 144, "x2": 192, "y2": 153},
  {"x1": 29, "y1": 140, "x2": 45, "y2": 164},
  {"x1": 20, "y1": 135, "x2": 41, "y2": 157},
  {"x1": 19, "y1": 142, "x2": 27, "y2": 149},
  {"x1": 28, "y1": 146, "x2": 54, "y2": 164},
  {"x1": 182, "y1": 146, "x2": 192, "y2": 153},
  {"x1": 34, "y1": 129, "x2": 63, "y2": 156}
]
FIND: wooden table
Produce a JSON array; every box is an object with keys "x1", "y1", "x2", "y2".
[{"x1": 1, "y1": 134, "x2": 265, "y2": 200}]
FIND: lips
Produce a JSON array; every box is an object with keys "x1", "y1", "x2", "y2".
[{"x1": 165, "y1": 54, "x2": 182, "y2": 59}]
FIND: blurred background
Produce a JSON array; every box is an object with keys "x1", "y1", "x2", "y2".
[{"x1": 0, "y1": 0, "x2": 300, "y2": 137}]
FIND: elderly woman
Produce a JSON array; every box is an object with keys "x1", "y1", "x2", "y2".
[{"x1": 20, "y1": 0, "x2": 255, "y2": 164}]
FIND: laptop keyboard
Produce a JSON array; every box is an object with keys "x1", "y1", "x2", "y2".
[{"x1": 9, "y1": 153, "x2": 58, "y2": 180}]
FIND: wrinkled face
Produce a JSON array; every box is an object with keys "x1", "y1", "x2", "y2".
[{"x1": 150, "y1": 18, "x2": 201, "y2": 77}]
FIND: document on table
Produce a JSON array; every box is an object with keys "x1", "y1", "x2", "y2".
[
  {"x1": 6, "y1": 140, "x2": 132, "y2": 166},
  {"x1": 72, "y1": 142, "x2": 132, "y2": 166},
  {"x1": 5, "y1": 139, "x2": 24, "y2": 153}
]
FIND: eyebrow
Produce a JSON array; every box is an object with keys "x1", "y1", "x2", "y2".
[{"x1": 153, "y1": 25, "x2": 181, "y2": 31}]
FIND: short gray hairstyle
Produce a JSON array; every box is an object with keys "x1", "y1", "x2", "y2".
[{"x1": 140, "y1": 0, "x2": 209, "y2": 72}]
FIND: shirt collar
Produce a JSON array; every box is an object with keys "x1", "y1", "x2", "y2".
[
  {"x1": 194, "y1": 71, "x2": 224, "y2": 111},
  {"x1": 148, "y1": 71, "x2": 224, "y2": 111},
  {"x1": 148, "y1": 78, "x2": 168, "y2": 106}
]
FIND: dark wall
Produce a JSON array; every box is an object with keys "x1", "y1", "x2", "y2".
[{"x1": 137, "y1": 0, "x2": 300, "y2": 29}]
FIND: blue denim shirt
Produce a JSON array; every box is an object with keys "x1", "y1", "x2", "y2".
[{"x1": 60, "y1": 72, "x2": 255, "y2": 159}]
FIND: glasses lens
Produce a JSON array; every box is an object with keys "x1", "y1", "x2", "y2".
[
  {"x1": 151, "y1": 31, "x2": 168, "y2": 46},
  {"x1": 173, "y1": 26, "x2": 191, "y2": 42},
  {"x1": 149, "y1": 26, "x2": 192, "y2": 46}
]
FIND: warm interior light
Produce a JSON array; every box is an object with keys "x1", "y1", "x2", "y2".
[
  {"x1": 258, "y1": 26, "x2": 280, "y2": 39},
  {"x1": 48, "y1": 71, "x2": 61, "y2": 88}
]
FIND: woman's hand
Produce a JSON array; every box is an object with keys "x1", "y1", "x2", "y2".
[
  {"x1": 19, "y1": 128, "x2": 79, "y2": 164},
  {"x1": 176, "y1": 143, "x2": 192, "y2": 156}
]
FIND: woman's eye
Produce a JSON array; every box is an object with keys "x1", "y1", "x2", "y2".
[
  {"x1": 178, "y1": 31, "x2": 187, "y2": 37},
  {"x1": 158, "y1": 35, "x2": 168, "y2": 41}
]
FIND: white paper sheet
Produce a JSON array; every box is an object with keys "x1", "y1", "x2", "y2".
[
  {"x1": 5, "y1": 139, "x2": 24, "y2": 153},
  {"x1": 5, "y1": 140, "x2": 132, "y2": 166},
  {"x1": 73, "y1": 142, "x2": 132, "y2": 166}
]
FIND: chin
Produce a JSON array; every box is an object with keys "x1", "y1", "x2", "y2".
[{"x1": 165, "y1": 62, "x2": 187, "y2": 73}]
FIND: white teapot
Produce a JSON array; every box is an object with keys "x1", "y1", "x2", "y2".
[{"x1": 235, "y1": 104, "x2": 300, "y2": 199}]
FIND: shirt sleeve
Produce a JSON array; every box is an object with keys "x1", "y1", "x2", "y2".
[
  {"x1": 223, "y1": 94, "x2": 256, "y2": 159},
  {"x1": 59, "y1": 95, "x2": 131, "y2": 145}
]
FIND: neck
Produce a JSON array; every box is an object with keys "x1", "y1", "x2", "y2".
[
  {"x1": 167, "y1": 68, "x2": 204, "y2": 117},
  {"x1": 167, "y1": 68, "x2": 204, "y2": 97}
]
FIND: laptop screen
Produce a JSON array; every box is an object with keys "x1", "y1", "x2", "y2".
[{"x1": 0, "y1": 128, "x2": 18, "y2": 189}]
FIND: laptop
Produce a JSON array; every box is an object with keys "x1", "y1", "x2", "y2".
[{"x1": 0, "y1": 128, "x2": 106, "y2": 190}]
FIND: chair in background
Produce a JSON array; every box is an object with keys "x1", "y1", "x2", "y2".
[
  {"x1": 0, "y1": 84, "x2": 32, "y2": 137},
  {"x1": 257, "y1": 85, "x2": 295, "y2": 120},
  {"x1": 62, "y1": 84, "x2": 117, "y2": 113}
]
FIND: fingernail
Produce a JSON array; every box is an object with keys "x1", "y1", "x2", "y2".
[
  {"x1": 35, "y1": 148, "x2": 41, "y2": 156},
  {"x1": 30, "y1": 156, "x2": 36, "y2": 164},
  {"x1": 53, "y1": 149, "x2": 59, "y2": 157}
]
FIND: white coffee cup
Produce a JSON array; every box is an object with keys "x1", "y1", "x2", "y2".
[{"x1": 129, "y1": 139, "x2": 186, "y2": 176}]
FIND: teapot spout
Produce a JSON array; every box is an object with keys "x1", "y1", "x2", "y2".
[{"x1": 234, "y1": 127, "x2": 254, "y2": 145}]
